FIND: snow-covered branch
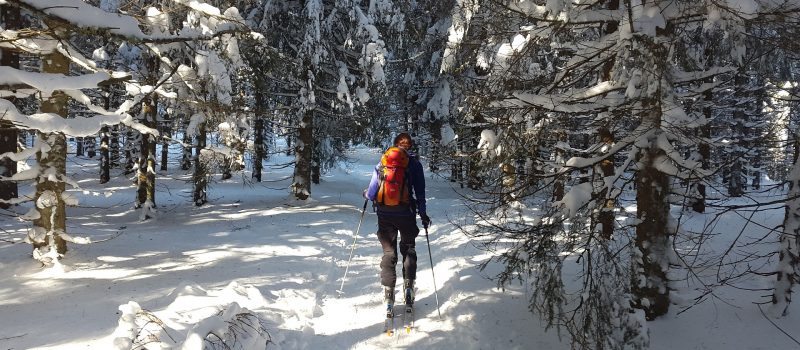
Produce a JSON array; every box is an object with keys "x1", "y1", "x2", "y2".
[{"x1": 14, "y1": 0, "x2": 254, "y2": 45}]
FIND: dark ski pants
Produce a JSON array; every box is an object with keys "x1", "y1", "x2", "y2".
[{"x1": 376, "y1": 215, "x2": 419, "y2": 287}]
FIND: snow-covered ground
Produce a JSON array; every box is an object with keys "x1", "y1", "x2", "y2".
[{"x1": 0, "y1": 144, "x2": 798, "y2": 349}]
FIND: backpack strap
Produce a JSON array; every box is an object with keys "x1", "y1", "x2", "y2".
[{"x1": 405, "y1": 166, "x2": 415, "y2": 213}]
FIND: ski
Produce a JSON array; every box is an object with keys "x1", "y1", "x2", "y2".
[
  {"x1": 403, "y1": 284, "x2": 415, "y2": 333},
  {"x1": 384, "y1": 305, "x2": 395, "y2": 336},
  {"x1": 403, "y1": 304, "x2": 414, "y2": 333}
]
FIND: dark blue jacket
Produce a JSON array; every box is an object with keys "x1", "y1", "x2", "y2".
[{"x1": 366, "y1": 151, "x2": 426, "y2": 217}]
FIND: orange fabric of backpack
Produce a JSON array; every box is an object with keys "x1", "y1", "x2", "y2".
[{"x1": 377, "y1": 147, "x2": 410, "y2": 206}]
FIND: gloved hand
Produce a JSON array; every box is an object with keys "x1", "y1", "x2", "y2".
[
  {"x1": 420, "y1": 213, "x2": 431, "y2": 228},
  {"x1": 362, "y1": 189, "x2": 369, "y2": 200}
]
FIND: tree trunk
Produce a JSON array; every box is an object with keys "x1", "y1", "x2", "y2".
[
  {"x1": 75, "y1": 137, "x2": 84, "y2": 156},
  {"x1": 99, "y1": 85, "x2": 111, "y2": 183},
  {"x1": 552, "y1": 129, "x2": 567, "y2": 202},
  {"x1": 222, "y1": 157, "x2": 233, "y2": 180},
  {"x1": 467, "y1": 116, "x2": 485, "y2": 190},
  {"x1": 311, "y1": 138, "x2": 320, "y2": 185},
  {"x1": 0, "y1": 123, "x2": 19, "y2": 209},
  {"x1": 193, "y1": 121, "x2": 208, "y2": 206},
  {"x1": 124, "y1": 127, "x2": 137, "y2": 175},
  {"x1": 691, "y1": 45, "x2": 714, "y2": 213},
  {"x1": 181, "y1": 115, "x2": 192, "y2": 170},
  {"x1": 0, "y1": 3, "x2": 20, "y2": 208},
  {"x1": 500, "y1": 162, "x2": 515, "y2": 205},
  {"x1": 751, "y1": 78, "x2": 765, "y2": 190},
  {"x1": 136, "y1": 53, "x2": 159, "y2": 215},
  {"x1": 160, "y1": 134, "x2": 169, "y2": 172},
  {"x1": 33, "y1": 46, "x2": 69, "y2": 257},
  {"x1": 691, "y1": 70, "x2": 712, "y2": 213},
  {"x1": 429, "y1": 119, "x2": 443, "y2": 173},
  {"x1": 291, "y1": 110, "x2": 313, "y2": 200},
  {"x1": 773, "y1": 134, "x2": 800, "y2": 316},
  {"x1": 159, "y1": 113, "x2": 170, "y2": 172},
  {"x1": 86, "y1": 135, "x2": 96, "y2": 158},
  {"x1": 596, "y1": 0, "x2": 618, "y2": 237},
  {"x1": 632, "y1": 125, "x2": 671, "y2": 320},
  {"x1": 451, "y1": 131, "x2": 465, "y2": 188},
  {"x1": 235, "y1": 123, "x2": 246, "y2": 172},
  {"x1": 285, "y1": 117, "x2": 294, "y2": 156},
  {"x1": 253, "y1": 80, "x2": 267, "y2": 181},
  {"x1": 729, "y1": 159, "x2": 744, "y2": 197},
  {"x1": 100, "y1": 126, "x2": 110, "y2": 184},
  {"x1": 136, "y1": 97, "x2": 157, "y2": 217},
  {"x1": 110, "y1": 125, "x2": 120, "y2": 168},
  {"x1": 597, "y1": 128, "x2": 615, "y2": 240},
  {"x1": 253, "y1": 117, "x2": 264, "y2": 182},
  {"x1": 728, "y1": 72, "x2": 747, "y2": 197}
]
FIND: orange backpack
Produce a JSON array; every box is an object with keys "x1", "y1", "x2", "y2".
[{"x1": 377, "y1": 147, "x2": 410, "y2": 206}]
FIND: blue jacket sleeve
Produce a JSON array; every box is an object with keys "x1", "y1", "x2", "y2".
[
  {"x1": 410, "y1": 159, "x2": 426, "y2": 215},
  {"x1": 366, "y1": 164, "x2": 380, "y2": 201}
]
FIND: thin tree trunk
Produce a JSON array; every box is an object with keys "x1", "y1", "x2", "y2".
[
  {"x1": 86, "y1": 136, "x2": 96, "y2": 158},
  {"x1": 285, "y1": 117, "x2": 294, "y2": 156},
  {"x1": 0, "y1": 3, "x2": 20, "y2": 208},
  {"x1": 311, "y1": 138, "x2": 320, "y2": 185},
  {"x1": 501, "y1": 162, "x2": 515, "y2": 205},
  {"x1": 158, "y1": 112, "x2": 170, "y2": 172},
  {"x1": 100, "y1": 126, "x2": 110, "y2": 184},
  {"x1": 75, "y1": 137, "x2": 84, "y2": 156},
  {"x1": 136, "y1": 53, "x2": 159, "y2": 215},
  {"x1": 552, "y1": 129, "x2": 567, "y2": 202},
  {"x1": 99, "y1": 85, "x2": 112, "y2": 183},
  {"x1": 253, "y1": 81, "x2": 267, "y2": 182},
  {"x1": 692, "y1": 111, "x2": 711, "y2": 213},
  {"x1": 597, "y1": 0, "x2": 618, "y2": 238},
  {"x1": 110, "y1": 125, "x2": 120, "y2": 168},
  {"x1": 253, "y1": 117, "x2": 264, "y2": 182},
  {"x1": 429, "y1": 119, "x2": 443, "y2": 173},
  {"x1": 124, "y1": 127, "x2": 136, "y2": 175},
  {"x1": 234, "y1": 121, "x2": 246, "y2": 173},
  {"x1": 728, "y1": 72, "x2": 747, "y2": 197},
  {"x1": 597, "y1": 128, "x2": 615, "y2": 240},
  {"x1": 193, "y1": 121, "x2": 208, "y2": 206},
  {"x1": 467, "y1": 116, "x2": 485, "y2": 190},
  {"x1": 451, "y1": 131, "x2": 465, "y2": 188},
  {"x1": 0, "y1": 123, "x2": 18, "y2": 209},
  {"x1": 181, "y1": 114, "x2": 192, "y2": 170},
  {"x1": 136, "y1": 97, "x2": 157, "y2": 218},
  {"x1": 291, "y1": 110, "x2": 313, "y2": 200},
  {"x1": 160, "y1": 137, "x2": 169, "y2": 171},
  {"x1": 690, "y1": 47, "x2": 713, "y2": 213}
]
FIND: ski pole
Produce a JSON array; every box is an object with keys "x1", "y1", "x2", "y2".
[
  {"x1": 338, "y1": 199, "x2": 369, "y2": 294},
  {"x1": 424, "y1": 224, "x2": 442, "y2": 319}
]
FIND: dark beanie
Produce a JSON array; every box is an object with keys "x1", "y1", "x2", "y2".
[{"x1": 393, "y1": 132, "x2": 413, "y2": 146}]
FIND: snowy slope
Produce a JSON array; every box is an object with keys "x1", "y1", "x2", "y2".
[{"x1": 0, "y1": 145, "x2": 797, "y2": 349}]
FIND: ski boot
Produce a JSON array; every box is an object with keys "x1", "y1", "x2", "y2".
[
  {"x1": 404, "y1": 279, "x2": 415, "y2": 306},
  {"x1": 383, "y1": 285, "x2": 395, "y2": 335},
  {"x1": 384, "y1": 285, "x2": 395, "y2": 316}
]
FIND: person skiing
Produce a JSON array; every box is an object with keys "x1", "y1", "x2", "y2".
[{"x1": 364, "y1": 132, "x2": 431, "y2": 317}]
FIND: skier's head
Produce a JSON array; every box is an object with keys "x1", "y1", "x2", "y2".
[{"x1": 393, "y1": 133, "x2": 413, "y2": 151}]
